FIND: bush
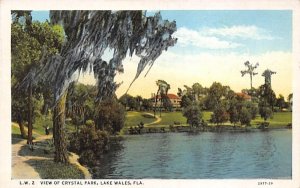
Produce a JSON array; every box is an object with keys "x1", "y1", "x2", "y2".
[
  {"x1": 259, "y1": 106, "x2": 273, "y2": 121},
  {"x1": 85, "y1": 119, "x2": 94, "y2": 127},
  {"x1": 68, "y1": 125, "x2": 110, "y2": 165},
  {"x1": 79, "y1": 150, "x2": 96, "y2": 166},
  {"x1": 211, "y1": 105, "x2": 229, "y2": 125},
  {"x1": 183, "y1": 104, "x2": 203, "y2": 127},
  {"x1": 94, "y1": 98, "x2": 125, "y2": 134},
  {"x1": 239, "y1": 107, "x2": 251, "y2": 126}
]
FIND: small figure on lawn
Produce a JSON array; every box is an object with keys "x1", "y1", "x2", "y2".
[{"x1": 45, "y1": 126, "x2": 50, "y2": 135}]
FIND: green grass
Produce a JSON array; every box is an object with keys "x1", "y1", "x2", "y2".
[
  {"x1": 12, "y1": 125, "x2": 21, "y2": 135},
  {"x1": 251, "y1": 112, "x2": 292, "y2": 128},
  {"x1": 12, "y1": 114, "x2": 78, "y2": 139},
  {"x1": 151, "y1": 111, "x2": 212, "y2": 126},
  {"x1": 202, "y1": 111, "x2": 213, "y2": 122},
  {"x1": 123, "y1": 111, "x2": 292, "y2": 130},
  {"x1": 152, "y1": 111, "x2": 187, "y2": 125},
  {"x1": 33, "y1": 115, "x2": 53, "y2": 135},
  {"x1": 124, "y1": 111, "x2": 156, "y2": 127},
  {"x1": 26, "y1": 159, "x2": 84, "y2": 179}
]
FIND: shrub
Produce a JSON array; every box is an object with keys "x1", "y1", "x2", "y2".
[
  {"x1": 239, "y1": 107, "x2": 252, "y2": 126},
  {"x1": 79, "y1": 150, "x2": 96, "y2": 166},
  {"x1": 68, "y1": 125, "x2": 110, "y2": 165},
  {"x1": 183, "y1": 104, "x2": 203, "y2": 127},
  {"x1": 211, "y1": 105, "x2": 229, "y2": 125},
  {"x1": 259, "y1": 106, "x2": 273, "y2": 121},
  {"x1": 94, "y1": 98, "x2": 125, "y2": 134}
]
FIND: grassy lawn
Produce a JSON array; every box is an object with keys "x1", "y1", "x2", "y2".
[
  {"x1": 12, "y1": 124, "x2": 21, "y2": 135},
  {"x1": 202, "y1": 111, "x2": 213, "y2": 122},
  {"x1": 123, "y1": 111, "x2": 292, "y2": 130},
  {"x1": 151, "y1": 111, "x2": 212, "y2": 126},
  {"x1": 152, "y1": 111, "x2": 186, "y2": 125},
  {"x1": 124, "y1": 111, "x2": 156, "y2": 127},
  {"x1": 33, "y1": 115, "x2": 53, "y2": 135},
  {"x1": 251, "y1": 112, "x2": 292, "y2": 128},
  {"x1": 12, "y1": 114, "x2": 78, "y2": 139},
  {"x1": 25, "y1": 159, "x2": 84, "y2": 179}
]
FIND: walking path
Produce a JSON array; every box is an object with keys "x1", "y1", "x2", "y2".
[
  {"x1": 143, "y1": 113, "x2": 162, "y2": 126},
  {"x1": 12, "y1": 123, "x2": 91, "y2": 179}
]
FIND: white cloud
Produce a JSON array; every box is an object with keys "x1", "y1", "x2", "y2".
[
  {"x1": 174, "y1": 27, "x2": 242, "y2": 49},
  {"x1": 202, "y1": 25, "x2": 274, "y2": 40}
]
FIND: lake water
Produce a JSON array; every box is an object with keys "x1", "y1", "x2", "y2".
[{"x1": 92, "y1": 130, "x2": 292, "y2": 179}]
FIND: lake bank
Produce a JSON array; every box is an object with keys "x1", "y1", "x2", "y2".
[
  {"x1": 123, "y1": 123, "x2": 292, "y2": 135},
  {"x1": 123, "y1": 111, "x2": 292, "y2": 135}
]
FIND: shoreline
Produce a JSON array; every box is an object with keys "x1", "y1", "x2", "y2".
[{"x1": 124, "y1": 125, "x2": 292, "y2": 135}]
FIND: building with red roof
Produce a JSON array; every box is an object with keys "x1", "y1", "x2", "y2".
[
  {"x1": 150, "y1": 93, "x2": 181, "y2": 108},
  {"x1": 236, "y1": 92, "x2": 252, "y2": 101}
]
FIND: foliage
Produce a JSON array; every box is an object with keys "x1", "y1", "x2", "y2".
[
  {"x1": 257, "y1": 84, "x2": 276, "y2": 109},
  {"x1": 180, "y1": 95, "x2": 193, "y2": 108},
  {"x1": 11, "y1": 12, "x2": 64, "y2": 135},
  {"x1": 68, "y1": 125, "x2": 110, "y2": 166},
  {"x1": 228, "y1": 106, "x2": 239, "y2": 125},
  {"x1": 28, "y1": 159, "x2": 84, "y2": 179},
  {"x1": 119, "y1": 94, "x2": 139, "y2": 110},
  {"x1": 16, "y1": 10, "x2": 177, "y2": 163},
  {"x1": 204, "y1": 82, "x2": 229, "y2": 110},
  {"x1": 154, "y1": 80, "x2": 171, "y2": 114},
  {"x1": 257, "y1": 84, "x2": 276, "y2": 121},
  {"x1": 141, "y1": 99, "x2": 153, "y2": 111},
  {"x1": 211, "y1": 105, "x2": 229, "y2": 125},
  {"x1": 239, "y1": 107, "x2": 252, "y2": 126},
  {"x1": 276, "y1": 94, "x2": 286, "y2": 110},
  {"x1": 183, "y1": 103, "x2": 203, "y2": 127},
  {"x1": 259, "y1": 106, "x2": 273, "y2": 121},
  {"x1": 94, "y1": 98, "x2": 126, "y2": 134},
  {"x1": 178, "y1": 83, "x2": 207, "y2": 108},
  {"x1": 66, "y1": 83, "x2": 97, "y2": 125},
  {"x1": 244, "y1": 101, "x2": 258, "y2": 119}
]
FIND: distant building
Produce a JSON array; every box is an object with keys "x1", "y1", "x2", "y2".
[
  {"x1": 236, "y1": 92, "x2": 252, "y2": 101},
  {"x1": 150, "y1": 93, "x2": 181, "y2": 108}
]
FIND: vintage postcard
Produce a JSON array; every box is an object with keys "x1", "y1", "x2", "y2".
[{"x1": 1, "y1": 0, "x2": 300, "y2": 188}]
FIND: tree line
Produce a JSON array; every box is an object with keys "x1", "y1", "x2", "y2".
[{"x1": 179, "y1": 81, "x2": 292, "y2": 128}]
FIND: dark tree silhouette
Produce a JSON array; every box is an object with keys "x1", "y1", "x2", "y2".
[{"x1": 262, "y1": 69, "x2": 276, "y2": 87}]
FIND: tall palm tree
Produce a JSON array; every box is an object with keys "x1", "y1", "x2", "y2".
[
  {"x1": 241, "y1": 61, "x2": 259, "y2": 89},
  {"x1": 154, "y1": 80, "x2": 170, "y2": 117}
]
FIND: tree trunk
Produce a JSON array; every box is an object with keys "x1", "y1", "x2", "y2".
[
  {"x1": 27, "y1": 82, "x2": 33, "y2": 144},
  {"x1": 250, "y1": 74, "x2": 253, "y2": 89},
  {"x1": 154, "y1": 89, "x2": 160, "y2": 117},
  {"x1": 53, "y1": 91, "x2": 69, "y2": 163},
  {"x1": 17, "y1": 113, "x2": 26, "y2": 138}
]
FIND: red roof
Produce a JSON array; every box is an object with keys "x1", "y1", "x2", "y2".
[
  {"x1": 152, "y1": 93, "x2": 180, "y2": 100},
  {"x1": 236, "y1": 92, "x2": 251, "y2": 100}
]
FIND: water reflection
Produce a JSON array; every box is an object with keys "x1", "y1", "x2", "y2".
[{"x1": 92, "y1": 130, "x2": 292, "y2": 179}]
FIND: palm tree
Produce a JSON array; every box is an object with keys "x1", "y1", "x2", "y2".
[
  {"x1": 154, "y1": 80, "x2": 170, "y2": 117},
  {"x1": 241, "y1": 61, "x2": 259, "y2": 89}
]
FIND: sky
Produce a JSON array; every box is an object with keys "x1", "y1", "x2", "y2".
[{"x1": 32, "y1": 10, "x2": 292, "y2": 99}]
